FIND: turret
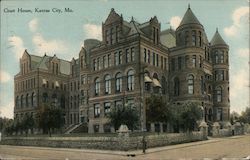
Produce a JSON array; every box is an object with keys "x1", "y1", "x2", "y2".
[{"x1": 210, "y1": 29, "x2": 230, "y2": 122}]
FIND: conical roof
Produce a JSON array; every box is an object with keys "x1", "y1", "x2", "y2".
[
  {"x1": 179, "y1": 7, "x2": 201, "y2": 26},
  {"x1": 210, "y1": 29, "x2": 228, "y2": 46}
]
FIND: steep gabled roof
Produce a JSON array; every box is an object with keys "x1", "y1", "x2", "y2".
[
  {"x1": 179, "y1": 7, "x2": 201, "y2": 26},
  {"x1": 104, "y1": 8, "x2": 122, "y2": 25},
  {"x1": 210, "y1": 29, "x2": 228, "y2": 46}
]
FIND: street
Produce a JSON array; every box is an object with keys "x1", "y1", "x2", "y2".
[{"x1": 0, "y1": 135, "x2": 250, "y2": 159}]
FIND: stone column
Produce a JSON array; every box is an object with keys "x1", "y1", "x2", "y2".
[
  {"x1": 117, "y1": 124, "x2": 131, "y2": 151},
  {"x1": 150, "y1": 123, "x2": 155, "y2": 132},
  {"x1": 199, "y1": 121, "x2": 208, "y2": 140},
  {"x1": 212, "y1": 122, "x2": 220, "y2": 137}
]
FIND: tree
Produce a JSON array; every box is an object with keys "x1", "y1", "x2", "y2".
[
  {"x1": 146, "y1": 95, "x2": 172, "y2": 123},
  {"x1": 108, "y1": 103, "x2": 140, "y2": 131},
  {"x1": 178, "y1": 102, "x2": 202, "y2": 132},
  {"x1": 239, "y1": 107, "x2": 250, "y2": 123},
  {"x1": 37, "y1": 105, "x2": 64, "y2": 136},
  {"x1": 230, "y1": 111, "x2": 240, "y2": 124},
  {"x1": 20, "y1": 114, "x2": 35, "y2": 135}
]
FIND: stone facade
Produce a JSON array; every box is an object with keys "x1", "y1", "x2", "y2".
[{"x1": 14, "y1": 7, "x2": 230, "y2": 133}]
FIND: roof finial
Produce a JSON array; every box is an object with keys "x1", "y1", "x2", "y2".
[
  {"x1": 216, "y1": 27, "x2": 218, "y2": 32},
  {"x1": 188, "y1": 3, "x2": 190, "y2": 9},
  {"x1": 131, "y1": 16, "x2": 134, "y2": 22}
]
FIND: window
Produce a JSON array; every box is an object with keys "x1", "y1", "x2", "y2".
[
  {"x1": 198, "y1": 31, "x2": 202, "y2": 46},
  {"x1": 116, "y1": 25, "x2": 119, "y2": 42},
  {"x1": 97, "y1": 57, "x2": 101, "y2": 70},
  {"x1": 103, "y1": 55, "x2": 108, "y2": 68},
  {"x1": 110, "y1": 28, "x2": 114, "y2": 44},
  {"x1": 127, "y1": 69, "x2": 135, "y2": 91},
  {"x1": 216, "y1": 87, "x2": 222, "y2": 102},
  {"x1": 131, "y1": 47, "x2": 135, "y2": 62},
  {"x1": 93, "y1": 59, "x2": 97, "y2": 71},
  {"x1": 115, "y1": 100, "x2": 122, "y2": 108},
  {"x1": 199, "y1": 56, "x2": 202, "y2": 68},
  {"x1": 192, "y1": 30, "x2": 196, "y2": 46},
  {"x1": 220, "y1": 53, "x2": 224, "y2": 63},
  {"x1": 108, "y1": 54, "x2": 111, "y2": 67},
  {"x1": 31, "y1": 92, "x2": 35, "y2": 107},
  {"x1": 156, "y1": 54, "x2": 159, "y2": 67},
  {"x1": 104, "y1": 75, "x2": 111, "y2": 94},
  {"x1": 174, "y1": 78, "x2": 180, "y2": 96},
  {"x1": 105, "y1": 30, "x2": 109, "y2": 44},
  {"x1": 192, "y1": 55, "x2": 196, "y2": 68},
  {"x1": 217, "y1": 108, "x2": 223, "y2": 121},
  {"x1": 188, "y1": 75, "x2": 194, "y2": 94},
  {"x1": 144, "y1": 48, "x2": 147, "y2": 62},
  {"x1": 126, "y1": 49, "x2": 130, "y2": 63},
  {"x1": 115, "y1": 52, "x2": 119, "y2": 65},
  {"x1": 153, "y1": 52, "x2": 156, "y2": 66},
  {"x1": 56, "y1": 63, "x2": 58, "y2": 74},
  {"x1": 94, "y1": 104, "x2": 101, "y2": 118},
  {"x1": 161, "y1": 56, "x2": 163, "y2": 69},
  {"x1": 115, "y1": 72, "x2": 122, "y2": 92},
  {"x1": 26, "y1": 93, "x2": 29, "y2": 107},
  {"x1": 95, "y1": 78, "x2": 100, "y2": 96},
  {"x1": 52, "y1": 94, "x2": 58, "y2": 106},
  {"x1": 42, "y1": 93, "x2": 48, "y2": 103},
  {"x1": 178, "y1": 57, "x2": 182, "y2": 70},
  {"x1": 164, "y1": 57, "x2": 167, "y2": 70},
  {"x1": 185, "y1": 55, "x2": 189, "y2": 68},
  {"x1": 119, "y1": 51, "x2": 122, "y2": 64},
  {"x1": 215, "y1": 51, "x2": 219, "y2": 64},
  {"x1": 104, "y1": 102, "x2": 111, "y2": 116},
  {"x1": 147, "y1": 50, "x2": 150, "y2": 63}
]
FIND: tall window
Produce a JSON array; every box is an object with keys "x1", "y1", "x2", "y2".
[
  {"x1": 156, "y1": 54, "x2": 159, "y2": 67},
  {"x1": 188, "y1": 75, "x2": 194, "y2": 94},
  {"x1": 199, "y1": 56, "x2": 202, "y2": 68},
  {"x1": 15, "y1": 96, "x2": 19, "y2": 108},
  {"x1": 108, "y1": 54, "x2": 111, "y2": 67},
  {"x1": 104, "y1": 102, "x2": 111, "y2": 116},
  {"x1": 95, "y1": 78, "x2": 100, "y2": 96},
  {"x1": 126, "y1": 49, "x2": 130, "y2": 63},
  {"x1": 26, "y1": 93, "x2": 29, "y2": 107},
  {"x1": 185, "y1": 55, "x2": 189, "y2": 68},
  {"x1": 147, "y1": 50, "x2": 150, "y2": 63},
  {"x1": 164, "y1": 57, "x2": 167, "y2": 70},
  {"x1": 217, "y1": 108, "x2": 223, "y2": 121},
  {"x1": 131, "y1": 47, "x2": 135, "y2": 62},
  {"x1": 161, "y1": 56, "x2": 163, "y2": 69},
  {"x1": 127, "y1": 69, "x2": 135, "y2": 91},
  {"x1": 104, "y1": 75, "x2": 111, "y2": 94},
  {"x1": 220, "y1": 52, "x2": 224, "y2": 63},
  {"x1": 93, "y1": 59, "x2": 97, "y2": 71},
  {"x1": 103, "y1": 55, "x2": 108, "y2": 68},
  {"x1": 153, "y1": 52, "x2": 156, "y2": 66},
  {"x1": 174, "y1": 78, "x2": 180, "y2": 96},
  {"x1": 97, "y1": 57, "x2": 101, "y2": 70},
  {"x1": 110, "y1": 28, "x2": 114, "y2": 44},
  {"x1": 192, "y1": 30, "x2": 196, "y2": 46},
  {"x1": 115, "y1": 51, "x2": 122, "y2": 65},
  {"x1": 144, "y1": 48, "x2": 147, "y2": 62},
  {"x1": 21, "y1": 95, "x2": 24, "y2": 108},
  {"x1": 94, "y1": 104, "x2": 101, "y2": 118},
  {"x1": 115, "y1": 72, "x2": 122, "y2": 92},
  {"x1": 198, "y1": 31, "x2": 202, "y2": 46},
  {"x1": 216, "y1": 87, "x2": 222, "y2": 102},
  {"x1": 192, "y1": 55, "x2": 196, "y2": 68},
  {"x1": 31, "y1": 92, "x2": 35, "y2": 107},
  {"x1": 42, "y1": 93, "x2": 48, "y2": 103}
]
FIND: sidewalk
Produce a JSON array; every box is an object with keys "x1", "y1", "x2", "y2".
[{"x1": 1, "y1": 135, "x2": 248, "y2": 157}]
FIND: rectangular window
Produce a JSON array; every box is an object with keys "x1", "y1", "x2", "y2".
[
  {"x1": 115, "y1": 52, "x2": 118, "y2": 65},
  {"x1": 185, "y1": 56, "x2": 189, "y2": 68},
  {"x1": 115, "y1": 100, "x2": 122, "y2": 108},
  {"x1": 126, "y1": 49, "x2": 130, "y2": 63},
  {"x1": 217, "y1": 108, "x2": 223, "y2": 121},
  {"x1": 199, "y1": 56, "x2": 202, "y2": 68},
  {"x1": 144, "y1": 48, "x2": 147, "y2": 62},
  {"x1": 108, "y1": 54, "x2": 111, "y2": 67},
  {"x1": 105, "y1": 30, "x2": 109, "y2": 44},
  {"x1": 93, "y1": 59, "x2": 96, "y2": 71},
  {"x1": 103, "y1": 55, "x2": 108, "y2": 68},
  {"x1": 119, "y1": 51, "x2": 122, "y2": 64},
  {"x1": 147, "y1": 50, "x2": 150, "y2": 63},
  {"x1": 94, "y1": 104, "x2": 101, "y2": 118},
  {"x1": 192, "y1": 30, "x2": 196, "y2": 46},
  {"x1": 161, "y1": 56, "x2": 163, "y2": 69},
  {"x1": 131, "y1": 47, "x2": 135, "y2": 61},
  {"x1": 104, "y1": 102, "x2": 111, "y2": 116},
  {"x1": 156, "y1": 54, "x2": 159, "y2": 67},
  {"x1": 97, "y1": 57, "x2": 101, "y2": 70},
  {"x1": 192, "y1": 55, "x2": 196, "y2": 68},
  {"x1": 178, "y1": 57, "x2": 182, "y2": 70},
  {"x1": 110, "y1": 28, "x2": 113, "y2": 45},
  {"x1": 164, "y1": 57, "x2": 167, "y2": 70},
  {"x1": 153, "y1": 52, "x2": 156, "y2": 66}
]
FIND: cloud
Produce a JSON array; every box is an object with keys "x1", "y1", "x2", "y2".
[
  {"x1": 238, "y1": 48, "x2": 249, "y2": 58},
  {"x1": 32, "y1": 33, "x2": 68, "y2": 55},
  {"x1": 0, "y1": 101, "x2": 14, "y2": 119},
  {"x1": 0, "y1": 70, "x2": 11, "y2": 83},
  {"x1": 83, "y1": 24, "x2": 102, "y2": 40},
  {"x1": 224, "y1": 6, "x2": 249, "y2": 37},
  {"x1": 29, "y1": 18, "x2": 38, "y2": 32},
  {"x1": 170, "y1": 16, "x2": 181, "y2": 30},
  {"x1": 8, "y1": 36, "x2": 25, "y2": 59}
]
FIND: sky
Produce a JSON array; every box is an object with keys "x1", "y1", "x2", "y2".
[{"x1": 0, "y1": 0, "x2": 249, "y2": 118}]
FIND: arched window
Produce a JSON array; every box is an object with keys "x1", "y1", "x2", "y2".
[
  {"x1": 26, "y1": 93, "x2": 29, "y2": 107},
  {"x1": 42, "y1": 93, "x2": 48, "y2": 103},
  {"x1": 104, "y1": 75, "x2": 111, "y2": 94},
  {"x1": 31, "y1": 92, "x2": 35, "y2": 107},
  {"x1": 127, "y1": 69, "x2": 135, "y2": 91},
  {"x1": 95, "y1": 77, "x2": 100, "y2": 95},
  {"x1": 216, "y1": 87, "x2": 222, "y2": 102},
  {"x1": 15, "y1": 96, "x2": 19, "y2": 108},
  {"x1": 192, "y1": 30, "x2": 196, "y2": 46},
  {"x1": 161, "y1": 76, "x2": 166, "y2": 94},
  {"x1": 52, "y1": 93, "x2": 58, "y2": 105},
  {"x1": 115, "y1": 73, "x2": 122, "y2": 93},
  {"x1": 174, "y1": 77, "x2": 180, "y2": 96},
  {"x1": 188, "y1": 75, "x2": 194, "y2": 94},
  {"x1": 208, "y1": 108, "x2": 213, "y2": 121}
]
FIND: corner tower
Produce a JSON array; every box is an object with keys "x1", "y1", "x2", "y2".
[{"x1": 210, "y1": 29, "x2": 230, "y2": 122}]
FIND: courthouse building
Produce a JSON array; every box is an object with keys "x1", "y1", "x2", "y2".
[{"x1": 14, "y1": 6, "x2": 230, "y2": 133}]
